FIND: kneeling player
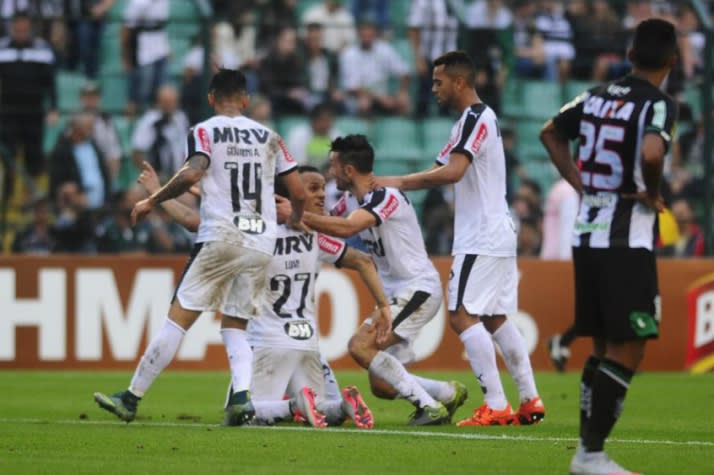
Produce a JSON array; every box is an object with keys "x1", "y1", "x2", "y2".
[{"x1": 292, "y1": 136, "x2": 469, "y2": 426}]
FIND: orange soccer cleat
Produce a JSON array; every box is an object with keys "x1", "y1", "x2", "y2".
[
  {"x1": 516, "y1": 396, "x2": 545, "y2": 425},
  {"x1": 456, "y1": 403, "x2": 517, "y2": 427}
]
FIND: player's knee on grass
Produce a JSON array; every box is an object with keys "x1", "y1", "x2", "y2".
[
  {"x1": 348, "y1": 327, "x2": 378, "y2": 369},
  {"x1": 368, "y1": 372, "x2": 398, "y2": 399}
]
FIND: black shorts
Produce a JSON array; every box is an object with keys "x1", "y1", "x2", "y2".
[{"x1": 573, "y1": 247, "x2": 660, "y2": 342}]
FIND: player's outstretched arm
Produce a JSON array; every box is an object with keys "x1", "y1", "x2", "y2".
[
  {"x1": 540, "y1": 120, "x2": 583, "y2": 194},
  {"x1": 375, "y1": 156, "x2": 469, "y2": 190},
  {"x1": 303, "y1": 209, "x2": 376, "y2": 239},
  {"x1": 137, "y1": 161, "x2": 200, "y2": 232},
  {"x1": 340, "y1": 247, "x2": 390, "y2": 312},
  {"x1": 131, "y1": 154, "x2": 208, "y2": 225}
]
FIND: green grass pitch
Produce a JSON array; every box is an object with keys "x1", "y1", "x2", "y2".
[{"x1": 1, "y1": 370, "x2": 712, "y2": 474}]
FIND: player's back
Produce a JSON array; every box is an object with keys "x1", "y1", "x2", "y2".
[
  {"x1": 187, "y1": 114, "x2": 296, "y2": 254},
  {"x1": 438, "y1": 104, "x2": 516, "y2": 257},
  {"x1": 334, "y1": 187, "x2": 440, "y2": 297},
  {"x1": 558, "y1": 75, "x2": 677, "y2": 249},
  {"x1": 248, "y1": 225, "x2": 346, "y2": 352}
]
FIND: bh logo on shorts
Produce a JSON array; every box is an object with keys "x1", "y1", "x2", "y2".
[
  {"x1": 284, "y1": 321, "x2": 314, "y2": 340},
  {"x1": 234, "y1": 215, "x2": 265, "y2": 234}
]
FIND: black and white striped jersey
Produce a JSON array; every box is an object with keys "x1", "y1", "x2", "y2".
[{"x1": 551, "y1": 75, "x2": 677, "y2": 250}]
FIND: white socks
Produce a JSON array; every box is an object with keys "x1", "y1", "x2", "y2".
[
  {"x1": 459, "y1": 322, "x2": 508, "y2": 410},
  {"x1": 129, "y1": 318, "x2": 185, "y2": 397},
  {"x1": 368, "y1": 351, "x2": 437, "y2": 408},
  {"x1": 253, "y1": 400, "x2": 291, "y2": 424},
  {"x1": 320, "y1": 355, "x2": 342, "y2": 402},
  {"x1": 492, "y1": 320, "x2": 538, "y2": 402},
  {"x1": 412, "y1": 375, "x2": 455, "y2": 402},
  {"x1": 221, "y1": 328, "x2": 253, "y2": 394}
]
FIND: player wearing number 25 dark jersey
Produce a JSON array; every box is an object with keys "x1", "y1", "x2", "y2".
[{"x1": 542, "y1": 19, "x2": 678, "y2": 475}]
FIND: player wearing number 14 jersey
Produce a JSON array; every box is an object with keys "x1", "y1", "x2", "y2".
[
  {"x1": 94, "y1": 69, "x2": 308, "y2": 426},
  {"x1": 541, "y1": 19, "x2": 678, "y2": 475}
]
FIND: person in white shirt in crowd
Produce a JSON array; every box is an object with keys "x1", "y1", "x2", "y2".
[
  {"x1": 181, "y1": 23, "x2": 241, "y2": 124},
  {"x1": 79, "y1": 81, "x2": 122, "y2": 188},
  {"x1": 131, "y1": 84, "x2": 190, "y2": 184},
  {"x1": 540, "y1": 178, "x2": 579, "y2": 261},
  {"x1": 340, "y1": 17, "x2": 411, "y2": 116},
  {"x1": 466, "y1": 0, "x2": 513, "y2": 29},
  {"x1": 534, "y1": 0, "x2": 574, "y2": 82},
  {"x1": 407, "y1": 0, "x2": 459, "y2": 117},
  {"x1": 122, "y1": 0, "x2": 170, "y2": 115},
  {"x1": 302, "y1": 0, "x2": 356, "y2": 54},
  {"x1": 286, "y1": 103, "x2": 341, "y2": 168}
]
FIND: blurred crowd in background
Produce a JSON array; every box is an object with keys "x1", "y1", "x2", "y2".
[{"x1": 0, "y1": 0, "x2": 711, "y2": 257}]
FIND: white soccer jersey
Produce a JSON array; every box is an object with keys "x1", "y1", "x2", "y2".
[
  {"x1": 186, "y1": 115, "x2": 297, "y2": 255},
  {"x1": 331, "y1": 187, "x2": 441, "y2": 298},
  {"x1": 248, "y1": 225, "x2": 347, "y2": 352},
  {"x1": 436, "y1": 103, "x2": 517, "y2": 257}
]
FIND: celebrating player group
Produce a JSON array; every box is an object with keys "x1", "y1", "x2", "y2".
[
  {"x1": 94, "y1": 57, "x2": 542, "y2": 430},
  {"x1": 94, "y1": 17, "x2": 674, "y2": 475}
]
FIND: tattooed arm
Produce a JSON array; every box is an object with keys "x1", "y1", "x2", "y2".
[{"x1": 131, "y1": 154, "x2": 209, "y2": 225}]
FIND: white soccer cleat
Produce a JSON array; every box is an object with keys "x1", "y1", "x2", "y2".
[{"x1": 569, "y1": 450, "x2": 641, "y2": 475}]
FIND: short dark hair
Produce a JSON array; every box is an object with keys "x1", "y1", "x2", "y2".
[
  {"x1": 12, "y1": 10, "x2": 31, "y2": 22},
  {"x1": 630, "y1": 19, "x2": 677, "y2": 71},
  {"x1": 330, "y1": 135, "x2": 374, "y2": 173},
  {"x1": 309, "y1": 103, "x2": 334, "y2": 121},
  {"x1": 433, "y1": 50, "x2": 476, "y2": 86},
  {"x1": 275, "y1": 166, "x2": 322, "y2": 197},
  {"x1": 297, "y1": 165, "x2": 321, "y2": 174},
  {"x1": 208, "y1": 68, "x2": 247, "y2": 100}
]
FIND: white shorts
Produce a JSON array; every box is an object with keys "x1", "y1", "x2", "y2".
[
  {"x1": 447, "y1": 254, "x2": 517, "y2": 316},
  {"x1": 251, "y1": 347, "x2": 325, "y2": 401},
  {"x1": 175, "y1": 241, "x2": 271, "y2": 319},
  {"x1": 365, "y1": 285, "x2": 442, "y2": 365}
]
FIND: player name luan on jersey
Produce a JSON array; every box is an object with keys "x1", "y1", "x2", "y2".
[
  {"x1": 213, "y1": 127, "x2": 269, "y2": 144},
  {"x1": 582, "y1": 95, "x2": 635, "y2": 121}
]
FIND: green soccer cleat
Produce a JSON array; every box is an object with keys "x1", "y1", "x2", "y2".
[
  {"x1": 93, "y1": 390, "x2": 139, "y2": 423},
  {"x1": 443, "y1": 381, "x2": 468, "y2": 422},
  {"x1": 224, "y1": 390, "x2": 256, "y2": 426},
  {"x1": 407, "y1": 402, "x2": 450, "y2": 426}
]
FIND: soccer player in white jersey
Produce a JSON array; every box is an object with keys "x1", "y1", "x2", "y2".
[
  {"x1": 93, "y1": 69, "x2": 307, "y2": 426},
  {"x1": 376, "y1": 51, "x2": 544, "y2": 426},
  {"x1": 245, "y1": 165, "x2": 390, "y2": 428},
  {"x1": 294, "y1": 135, "x2": 469, "y2": 426},
  {"x1": 135, "y1": 161, "x2": 383, "y2": 429}
]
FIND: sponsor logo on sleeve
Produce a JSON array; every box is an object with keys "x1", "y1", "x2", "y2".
[
  {"x1": 318, "y1": 234, "x2": 343, "y2": 255},
  {"x1": 197, "y1": 127, "x2": 211, "y2": 152},
  {"x1": 471, "y1": 122, "x2": 488, "y2": 154},
  {"x1": 277, "y1": 138, "x2": 296, "y2": 163},
  {"x1": 686, "y1": 273, "x2": 714, "y2": 373},
  {"x1": 331, "y1": 196, "x2": 347, "y2": 216},
  {"x1": 379, "y1": 194, "x2": 399, "y2": 221}
]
